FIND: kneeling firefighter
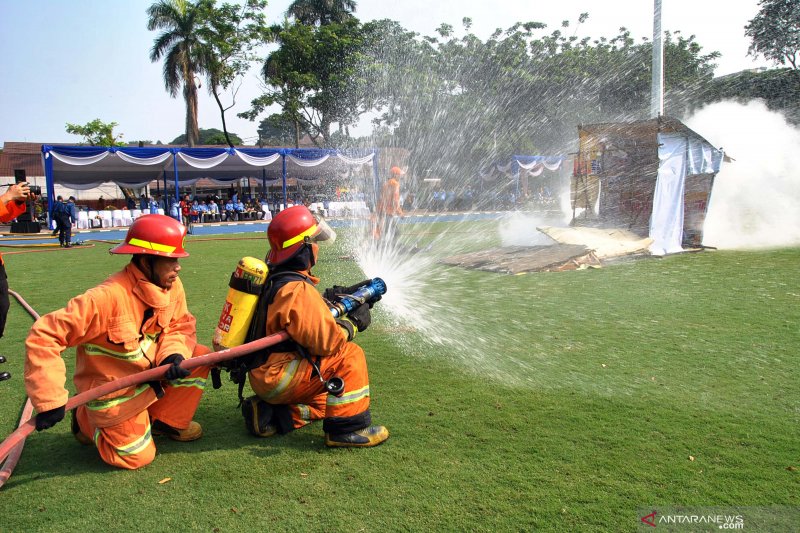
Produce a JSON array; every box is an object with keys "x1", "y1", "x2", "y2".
[{"x1": 234, "y1": 205, "x2": 389, "y2": 447}]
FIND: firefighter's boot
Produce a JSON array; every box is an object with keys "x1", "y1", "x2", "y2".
[
  {"x1": 71, "y1": 411, "x2": 93, "y2": 446},
  {"x1": 242, "y1": 395, "x2": 277, "y2": 438},
  {"x1": 152, "y1": 419, "x2": 203, "y2": 442},
  {"x1": 325, "y1": 425, "x2": 389, "y2": 448}
]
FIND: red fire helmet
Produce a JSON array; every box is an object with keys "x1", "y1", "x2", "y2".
[
  {"x1": 109, "y1": 214, "x2": 189, "y2": 258},
  {"x1": 267, "y1": 205, "x2": 321, "y2": 265}
]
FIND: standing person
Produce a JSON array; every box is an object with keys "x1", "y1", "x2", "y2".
[
  {"x1": 179, "y1": 195, "x2": 192, "y2": 227},
  {"x1": 65, "y1": 196, "x2": 78, "y2": 246},
  {"x1": 240, "y1": 205, "x2": 389, "y2": 447},
  {"x1": 374, "y1": 166, "x2": 405, "y2": 242},
  {"x1": 0, "y1": 181, "x2": 36, "y2": 338},
  {"x1": 53, "y1": 195, "x2": 74, "y2": 247},
  {"x1": 24, "y1": 214, "x2": 210, "y2": 470}
]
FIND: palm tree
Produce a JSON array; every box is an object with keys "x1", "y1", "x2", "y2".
[
  {"x1": 285, "y1": 0, "x2": 357, "y2": 26},
  {"x1": 147, "y1": 0, "x2": 210, "y2": 147}
]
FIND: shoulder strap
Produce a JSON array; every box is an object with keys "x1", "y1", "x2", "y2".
[{"x1": 226, "y1": 271, "x2": 313, "y2": 403}]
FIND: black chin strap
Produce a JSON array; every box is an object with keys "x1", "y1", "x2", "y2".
[{"x1": 134, "y1": 255, "x2": 162, "y2": 287}]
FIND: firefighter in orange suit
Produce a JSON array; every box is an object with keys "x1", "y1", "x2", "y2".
[
  {"x1": 374, "y1": 165, "x2": 404, "y2": 241},
  {"x1": 0, "y1": 181, "x2": 36, "y2": 338},
  {"x1": 243, "y1": 205, "x2": 389, "y2": 447},
  {"x1": 24, "y1": 214, "x2": 210, "y2": 470}
]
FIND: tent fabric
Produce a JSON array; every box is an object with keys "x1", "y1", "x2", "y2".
[
  {"x1": 649, "y1": 132, "x2": 724, "y2": 255},
  {"x1": 477, "y1": 156, "x2": 564, "y2": 181},
  {"x1": 41, "y1": 145, "x2": 378, "y2": 216}
]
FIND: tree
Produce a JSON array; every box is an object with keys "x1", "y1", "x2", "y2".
[
  {"x1": 147, "y1": 0, "x2": 211, "y2": 147},
  {"x1": 170, "y1": 128, "x2": 243, "y2": 145},
  {"x1": 241, "y1": 18, "x2": 372, "y2": 147},
  {"x1": 196, "y1": 0, "x2": 272, "y2": 147},
  {"x1": 364, "y1": 15, "x2": 720, "y2": 187},
  {"x1": 285, "y1": 0, "x2": 356, "y2": 26},
  {"x1": 65, "y1": 119, "x2": 124, "y2": 146},
  {"x1": 257, "y1": 113, "x2": 295, "y2": 146},
  {"x1": 745, "y1": 0, "x2": 800, "y2": 69}
]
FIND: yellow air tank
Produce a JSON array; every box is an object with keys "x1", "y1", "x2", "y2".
[{"x1": 213, "y1": 256, "x2": 268, "y2": 350}]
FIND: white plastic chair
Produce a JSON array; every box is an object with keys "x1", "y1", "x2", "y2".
[
  {"x1": 121, "y1": 210, "x2": 134, "y2": 227},
  {"x1": 261, "y1": 204, "x2": 272, "y2": 221},
  {"x1": 157, "y1": 208, "x2": 165, "y2": 216},
  {"x1": 76, "y1": 211, "x2": 89, "y2": 229},
  {"x1": 112, "y1": 210, "x2": 125, "y2": 227},
  {"x1": 131, "y1": 209, "x2": 142, "y2": 219},
  {"x1": 100, "y1": 210, "x2": 113, "y2": 228}
]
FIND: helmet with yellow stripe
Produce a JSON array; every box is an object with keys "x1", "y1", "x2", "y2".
[
  {"x1": 109, "y1": 214, "x2": 189, "y2": 258},
  {"x1": 267, "y1": 205, "x2": 322, "y2": 265}
]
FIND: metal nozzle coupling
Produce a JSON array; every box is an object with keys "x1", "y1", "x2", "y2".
[{"x1": 328, "y1": 277, "x2": 387, "y2": 318}]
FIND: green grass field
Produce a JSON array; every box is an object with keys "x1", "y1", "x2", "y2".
[{"x1": 0, "y1": 223, "x2": 797, "y2": 532}]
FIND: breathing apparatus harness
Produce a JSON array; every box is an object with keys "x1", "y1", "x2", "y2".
[{"x1": 211, "y1": 270, "x2": 313, "y2": 404}]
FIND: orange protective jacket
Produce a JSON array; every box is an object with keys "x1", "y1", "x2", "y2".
[
  {"x1": 249, "y1": 271, "x2": 357, "y2": 395},
  {"x1": 0, "y1": 199, "x2": 26, "y2": 265},
  {"x1": 25, "y1": 263, "x2": 199, "y2": 427},
  {"x1": 263, "y1": 271, "x2": 350, "y2": 361},
  {"x1": 376, "y1": 178, "x2": 402, "y2": 217}
]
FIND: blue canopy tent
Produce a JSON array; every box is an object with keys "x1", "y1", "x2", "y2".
[
  {"x1": 41, "y1": 145, "x2": 380, "y2": 219},
  {"x1": 477, "y1": 155, "x2": 566, "y2": 199}
]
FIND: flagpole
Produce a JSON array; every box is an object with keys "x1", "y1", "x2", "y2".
[{"x1": 650, "y1": 0, "x2": 664, "y2": 118}]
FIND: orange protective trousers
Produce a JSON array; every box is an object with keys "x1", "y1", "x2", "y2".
[
  {"x1": 248, "y1": 272, "x2": 372, "y2": 432},
  {"x1": 74, "y1": 345, "x2": 210, "y2": 470}
]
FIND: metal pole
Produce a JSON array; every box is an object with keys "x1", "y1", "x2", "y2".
[{"x1": 650, "y1": 0, "x2": 664, "y2": 118}]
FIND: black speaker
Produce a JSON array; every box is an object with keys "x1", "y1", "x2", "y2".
[{"x1": 12, "y1": 169, "x2": 33, "y2": 222}]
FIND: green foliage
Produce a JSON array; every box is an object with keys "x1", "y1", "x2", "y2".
[
  {"x1": 65, "y1": 118, "x2": 124, "y2": 146},
  {"x1": 285, "y1": 0, "x2": 356, "y2": 26},
  {"x1": 170, "y1": 127, "x2": 243, "y2": 145},
  {"x1": 147, "y1": 0, "x2": 211, "y2": 146},
  {"x1": 745, "y1": 0, "x2": 800, "y2": 69},
  {"x1": 363, "y1": 16, "x2": 719, "y2": 184},
  {"x1": 702, "y1": 67, "x2": 800, "y2": 124},
  {"x1": 257, "y1": 113, "x2": 295, "y2": 146},
  {"x1": 0, "y1": 229, "x2": 797, "y2": 530},
  {"x1": 242, "y1": 18, "x2": 372, "y2": 147},
  {"x1": 195, "y1": 0, "x2": 272, "y2": 147}
]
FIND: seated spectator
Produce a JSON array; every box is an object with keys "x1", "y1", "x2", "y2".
[
  {"x1": 224, "y1": 199, "x2": 236, "y2": 221},
  {"x1": 190, "y1": 200, "x2": 200, "y2": 223},
  {"x1": 235, "y1": 200, "x2": 246, "y2": 219},
  {"x1": 196, "y1": 201, "x2": 208, "y2": 222},
  {"x1": 207, "y1": 200, "x2": 220, "y2": 221}
]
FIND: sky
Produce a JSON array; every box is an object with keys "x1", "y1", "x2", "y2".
[{"x1": 0, "y1": 0, "x2": 774, "y2": 148}]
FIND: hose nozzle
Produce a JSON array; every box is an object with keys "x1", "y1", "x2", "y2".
[{"x1": 328, "y1": 277, "x2": 387, "y2": 318}]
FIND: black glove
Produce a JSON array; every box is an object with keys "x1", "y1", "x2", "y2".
[
  {"x1": 161, "y1": 353, "x2": 190, "y2": 380},
  {"x1": 35, "y1": 405, "x2": 66, "y2": 431},
  {"x1": 348, "y1": 302, "x2": 371, "y2": 332}
]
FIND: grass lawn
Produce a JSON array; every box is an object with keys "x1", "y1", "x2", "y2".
[{"x1": 0, "y1": 222, "x2": 797, "y2": 532}]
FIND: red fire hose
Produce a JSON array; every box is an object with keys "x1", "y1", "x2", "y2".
[{"x1": 0, "y1": 288, "x2": 290, "y2": 486}]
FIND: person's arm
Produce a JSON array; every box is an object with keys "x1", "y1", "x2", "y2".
[
  {"x1": 24, "y1": 291, "x2": 104, "y2": 413},
  {"x1": 0, "y1": 183, "x2": 31, "y2": 222},
  {"x1": 272, "y1": 282, "x2": 350, "y2": 357}
]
